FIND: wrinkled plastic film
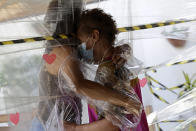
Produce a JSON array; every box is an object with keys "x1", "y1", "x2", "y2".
[
  {"x1": 0, "y1": 0, "x2": 84, "y2": 55},
  {"x1": 1, "y1": 0, "x2": 196, "y2": 53},
  {"x1": 1, "y1": 0, "x2": 196, "y2": 131},
  {"x1": 88, "y1": 0, "x2": 196, "y2": 42},
  {"x1": 166, "y1": 44, "x2": 196, "y2": 64},
  {"x1": 37, "y1": 0, "x2": 85, "y2": 130},
  {"x1": 0, "y1": 48, "x2": 51, "y2": 130},
  {"x1": 55, "y1": 52, "x2": 143, "y2": 130},
  {"x1": 147, "y1": 88, "x2": 196, "y2": 125},
  {"x1": 34, "y1": 1, "x2": 84, "y2": 130},
  {"x1": 174, "y1": 115, "x2": 196, "y2": 131},
  {"x1": 0, "y1": 0, "x2": 87, "y2": 39},
  {"x1": 107, "y1": 40, "x2": 144, "y2": 79},
  {"x1": 0, "y1": 49, "x2": 83, "y2": 130},
  {"x1": 0, "y1": 49, "x2": 44, "y2": 113},
  {"x1": 0, "y1": 1, "x2": 84, "y2": 130},
  {"x1": 128, "y1": 43, "x2": 196, "y2": 76}
]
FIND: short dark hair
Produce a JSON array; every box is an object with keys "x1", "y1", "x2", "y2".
[{"x1": 78, "y1": 8, "x2": 118, "y2": 45}]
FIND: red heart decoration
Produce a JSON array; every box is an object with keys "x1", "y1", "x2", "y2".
[
  {"x1": 9, "y1": 112, "x2": 20, "y2": 125},
  {"x1": 43, "y1": 54, "x2": 56, "y2": 64},
  {"x1": 139, "y1": 78, "x2": 147, "y2": 87}
]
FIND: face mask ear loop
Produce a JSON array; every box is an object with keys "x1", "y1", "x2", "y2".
[
  {"x1": 91, "y1": 39, "x2": 96, "y2": 52},
  {"x1": 83, "y1": 36, "x2": 91, "y2": 50},
  {"x1": 85, "y1": 36, "x2": 90, "y2": 44},
  {"x1": 99, "y1": 47, "x2": 111, "y2": 65}
]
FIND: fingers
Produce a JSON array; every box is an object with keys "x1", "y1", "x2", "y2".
[
  {"x1": 122, "y1": 97, "x2": 142, "y2": 116},
  {"x1": 117, "y1": 59, "x2": 126, "y2": 68},
  {"x1": 112, "y1": 56, "x2": 126, "y2": 68},
  {"x1": 112, "y1": 55, "x2": 120, "y2": 64}
]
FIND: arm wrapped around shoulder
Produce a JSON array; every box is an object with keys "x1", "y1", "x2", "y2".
[{"x1": 44, "y1": 46, "x2": 142, "y2": 130}]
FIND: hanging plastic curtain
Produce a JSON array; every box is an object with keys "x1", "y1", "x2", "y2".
[
  {"x1": 1, "y1": 0, "x2": 196, "y2": 131},
  {"x1": 0, "y1": 0, "x2": 83, "y2": 130},
  {"x1": 0, "y1": 0, "x2": 143, "y2": 130},
  {"x1": 147, "y1": 88, "x2": 196, "y2": 130}
]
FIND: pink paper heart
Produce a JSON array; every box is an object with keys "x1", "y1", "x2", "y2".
[
  {"x1": 9, "y1": 112, "x2": 19, "y2": 125},
  {"x1": 139, "y1": 78, "x2": 147, "y2": 87},
  {"x1": 43, "y1": 54, "x2": 56, "y2": 64}
]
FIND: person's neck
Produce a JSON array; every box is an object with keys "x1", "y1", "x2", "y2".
[
  {"x1": 102, "y1": 47, "x2": 114, "y2": 61},
  {"x1": 94, "y1": 40, "x2": 114, "y2": 64},
  {"x1": 97, "y1": 44, "x2": 114, "y2": 64}
]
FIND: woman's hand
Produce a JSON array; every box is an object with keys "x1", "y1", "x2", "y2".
[
  {"x1": 122, "y1": 95, "x2": 142, "y2": 117},
  {"x1": 112, "y1": 44, "x2": 131, "y2": 68}
]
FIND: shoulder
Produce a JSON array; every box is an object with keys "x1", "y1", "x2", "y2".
[
  {"x1": 45, "y1": 46, "x2": 76, "y2": 76},
  {"x1": 51, "y1": 45, "x2": 73, "y2": 55}
]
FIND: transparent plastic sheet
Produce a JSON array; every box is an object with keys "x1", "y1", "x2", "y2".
[
  {"x1": 166, "y1": 44, "x2": 196, "y2": 64},
  {"x1": 1, "y1": 0, "x2": 196, "y2": 131},
  {"x1": 87, "y1": 0, "x2": 196, "y2": 42},
  {"x1": 35, "y1": 43, "x2": 143, "y2": 131},
  {"x1": 0, "y1": 0, "x2": 84, "y2": 55},
  {"x1": 147, "y1": 88, "x2": 196, "y2": 125},
  {"x1": 0, "y1": 1, "x2": 144, "y2": 131},
  {"x1": 34, "y1": 0, "x2": 84, "y2": 131},
  {"x1": 0, "y1": 48, "x2": 45, "y2": 130},
  {"x1": 54, "y1": 51, "x2": 143, "y2": 130},
  {"x1": 113, "y1": 40, "x2": 144, "y2": 79},
  {"x1": 126, "y1": 20, "x2": 196, "y2": 42},
  {"x1": 1, "y1": 0, "x2": 196, "y2": 54},
  {"x1": 175, "y1": 115, "x2": 196, "y2": 131},
  {"x1": 0, "y1": 49, "x2": 43, "y2": 111},
  {"x1": 0, "y1": 0, "x2": 84, "y2": 130},
  {"x1": 126, "y1": 43, "x2": 196, "y2": 77},
  {"x1": 0, "y1": 48, "x2": 84, "y2": 131}
]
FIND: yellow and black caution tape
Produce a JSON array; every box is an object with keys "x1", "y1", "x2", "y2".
[
  {"x1": 146, "y1": 74, "x2": 196, "y2": 130},
  {"x1": 178, "y1": 87, "x2": 192, "y2": 98},
  {"x1": 178, "y1": 90, "x2": 185, "y2": 98},
  {"x1": 0, "y1": 18, "x2": 196, "y2": 46},
  {"x1": 0, "y1": 34, "x2": 69, "y2": 46},
  {"x1": 145, "y1": 59, "x2": 196, "y2": 72},
  {"x1": 146, "y1": 75, "x2": 170, "y2": 104},
  {"x1": 147, "y1": 75, "x2": 177, "y2": 95},
  {"x1": 157, "y1": 123, "x2": 163, "y2": 131},
  {"x1": 146, "y1": 73, "x2": 196, "y2": 102},
  {"x1": 151, "y1": 83, "x2": 184, "y2": 91},
  {"x1": 157, "y1": 120, "x2": 195, "y2": 131},
  {"x1": 146, "y1": 74, "x2": 190, "y2": 103},
  {"x1": 118, "y1": 19, "x2": 194, "y2": 32},
  {"x1": 169, "y1": 84, "x2": 184, "y2": 90},
  {"x1": 166, "y1": 59, "x2": 196, "y2": 67},
  {"x1": 160, "y1": 120, "x2": 185, "y2": 123},
  {"x1": 149, "y1": 84, "x2": 170, "y2": 104}
]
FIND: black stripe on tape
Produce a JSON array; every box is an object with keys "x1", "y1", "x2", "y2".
[
  {"x1": 125, "y1": 27, "x2": 131, "y2": 31},
  {"x1": 164, "y1": 21, "x2": 172, "y2": 26},
  {"x1": 138, "y1": 25, "x2": 146, "y2": 29},
  {"x1": 151, "y1": 23, "x2": 160, "y2": 28},
  {"x1": 188, "y1": 59, "x2": 195, "y2": 63},
  {"x1": 33, "y1": 37, "x2": 46, "y2": 41},
  {"x1": 12, "y1": 39, "x2": 25, "y2": 44}
]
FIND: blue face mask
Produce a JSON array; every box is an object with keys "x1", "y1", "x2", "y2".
[{"x1": 78, "y1": 41, "x2": 94, "y2": 63}]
